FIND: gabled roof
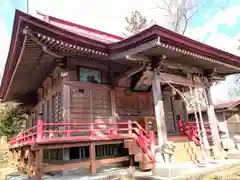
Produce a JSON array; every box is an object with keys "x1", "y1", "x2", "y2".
[{"x1": 1, "y1": 10, "x2": 240, "y2": 101}]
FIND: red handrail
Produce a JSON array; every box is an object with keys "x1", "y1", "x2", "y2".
[
  {"x1": 178, "y1": 120, "x2": 213, "y2": 145},
  {"x1": 8, "y1": 120, "x2": 156, "y2": 162}
]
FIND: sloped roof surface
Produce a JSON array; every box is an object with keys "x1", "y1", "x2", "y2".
[{"x1": 36, "y1": 11, "x2": 124, "y2": 44}]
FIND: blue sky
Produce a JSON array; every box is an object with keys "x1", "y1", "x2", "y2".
[{"x1": 0, "y1": 0, "x2": 240, "y2": 103}]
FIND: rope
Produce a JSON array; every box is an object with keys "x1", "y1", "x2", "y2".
[
  {"x1": 194, "y1": 88, "x2": 210, "y2": 150},
  {"x1": 162, "y1": 79, "x2": 218, "y2": 165}
]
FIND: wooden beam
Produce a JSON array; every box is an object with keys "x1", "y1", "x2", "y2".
[
  {"x1": 160, "y1": 72, "x2": 203, "y2": 87},
  {"x1": 42, "y1": 161, "x2": 90, "y2": 173},
  {"x1": 42, "y1": 156, "x2": 129, "y2": 173},
  {"x1": 31, "y1": 142, "x2": 90, "y2": 150},
  {"x1": 23, "y1": 28, "x2": 64, "y2": 58},
  {"x1": 95, "y1": 156, "x2": 129, "y2": 165},
  {"x1": 162, "y1": 60, "x2": 202, "y2": 74},
  {"x1": 109, "y1": 37, "x2": 161, "y2": 60},
  {"x1": 95, "y1": 140, "x2": 123, "y2": 145}
]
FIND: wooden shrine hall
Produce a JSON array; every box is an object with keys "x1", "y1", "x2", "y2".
[{"x1": 1, "y1": 10, "x2": 240, "y2": 179}]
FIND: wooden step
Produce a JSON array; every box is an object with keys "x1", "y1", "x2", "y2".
[
  {"x1": 134, "y1": 153, "x2": 151, "y2": 162},
  {"x1": 128, "y1": 140, "x2": 143, "y2": 155},
  {"x1": 167, "y1": 135, "x2": 189, "y2": 143},
  {"x1": 172, "y1": 141, "x2": 201, "y2": 163},
  {"x1": 139, "y1": 160, "x2": 153, "y2": 171}
]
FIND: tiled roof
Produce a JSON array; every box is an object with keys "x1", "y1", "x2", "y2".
[
  {"x1": 188, "y1": 100, "x2": 240, "y2": 114},
  {"x1": 214, "y1": 100, "x2": 240, "y2": 110}
]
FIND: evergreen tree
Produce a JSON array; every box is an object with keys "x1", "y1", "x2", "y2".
[{"x1": 0, "y1": 102, "x2": 27, "y2": 139}]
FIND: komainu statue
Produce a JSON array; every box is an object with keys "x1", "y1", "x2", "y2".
[{"x1": 160, "y1": 141, "x2": 176, "y2": 163}]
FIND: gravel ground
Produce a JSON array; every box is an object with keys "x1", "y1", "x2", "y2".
[{"x1": 2, "y1": 160, "x2": 240, "y2": 180}]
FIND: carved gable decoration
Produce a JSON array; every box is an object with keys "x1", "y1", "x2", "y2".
[
  {"x1": 134, "y1": 70, "x2": 153, "y2": 91},
  {"x1": 118, "y1": 77, "x2": 131, "y2": 88}
]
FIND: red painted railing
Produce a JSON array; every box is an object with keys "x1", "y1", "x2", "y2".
[
  {"x1": 9, "y1": 120, "x2": 156, "y2": 162},
  {"x1": 178, "y1": 120, "x2": 212, "y2": 145}
]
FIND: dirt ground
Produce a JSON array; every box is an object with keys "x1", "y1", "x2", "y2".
[{"x1": 184, "y1": 164, "x2": 240, "y2": 180}]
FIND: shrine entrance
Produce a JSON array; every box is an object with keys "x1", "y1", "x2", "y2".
[
  {"x1": 161, "y1": 84, "x2": 188, "y2": 135},
  {"x1": 163, "y1": 96, "x2": 178, "y2": 134}
]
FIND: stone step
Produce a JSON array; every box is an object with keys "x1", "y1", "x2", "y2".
[
  {"x1": 227, "y1": 151, "x2": 240, "y2": 159},
  {"x1": 173, "y1": 141, "x2": 201, "y2": 163}
]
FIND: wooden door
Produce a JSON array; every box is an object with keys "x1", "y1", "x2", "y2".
[{"x1": 163, "y1": 97, "x2": 176, "y2": 134}]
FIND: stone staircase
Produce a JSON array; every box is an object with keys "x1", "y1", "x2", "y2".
[{"x1": 169, "y1": 136, "x2": 201, "y2": 163}]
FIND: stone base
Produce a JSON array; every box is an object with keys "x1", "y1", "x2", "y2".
[
  {"x1": 227, "y1": 150, "x2": 240, "y2": 159},
  {"x1": 211, "y1": 147, "x2": 227, "y2": 160},
  {"x1": 152, "y1": 163, "x2": 183, "y2": 178}
]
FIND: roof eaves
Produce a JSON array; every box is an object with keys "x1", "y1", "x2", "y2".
[{"x1": 0, "y1": 10, "x2": 23, "y2": 99}]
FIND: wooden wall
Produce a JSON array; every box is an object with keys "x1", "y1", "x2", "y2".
[
  {"x1": 70, "y1": 83, "x2": 112, "y2": 124},
  {"x1": 115, "y1": 88, "x2": 154, "y2": 122},
  {"x1": 224, "y1": 111, "x2": 240, "y2": 135},
  {"x1": 28, "y1": 67, "x2": 64, "y2": 126}
]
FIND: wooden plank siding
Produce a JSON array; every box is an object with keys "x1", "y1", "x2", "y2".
[
  {"x1": 115, "y1": 88, "x2": 154, "y2": 122},
  {"x1": 69, "y1": 84, "x2": 112, "y2": 124}
]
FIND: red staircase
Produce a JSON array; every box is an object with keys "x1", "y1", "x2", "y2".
[{"x1": 178, "y1": 120, "x2": 214, "y2": 146}]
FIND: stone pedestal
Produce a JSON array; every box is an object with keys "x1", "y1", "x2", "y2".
[
  {"x1": 62, "y1": 148, "x2": 70, "y2": 175},
  {"x1": 152, "y1": 164, "x2": 183, "y2": 178},
  {"x1": 152, "y1": 153, "x2": 182, "y2": 178}
]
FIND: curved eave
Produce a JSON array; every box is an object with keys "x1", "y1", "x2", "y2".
[
  {"x1": 109, "y1": 25, "x2": 240, "y2": 68},
  {"x1": 0, "y1": 10, "x2": 109, "y2": 100},
  {"x1": 0, "y1": 11, "x2": 23, "y2": 99}
]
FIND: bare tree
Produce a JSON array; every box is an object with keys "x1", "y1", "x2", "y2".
[
  {"x1": 153, "y1": 0, "x2": 204, "y2": 35},
  {"x1": 123, "y1": 10, "x2": 154, "y2": 37}
]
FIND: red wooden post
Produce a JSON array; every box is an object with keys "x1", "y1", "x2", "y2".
[
  {"x1": 178, "y1": 120, "x2": 185, "y2": 135},
  {"x1": 66, "y1": 129, "x2": 71, "y2": 137},
  {"x1": 90, "y1": 123, "x2": 94, "y2": 136},
  {"x1": 37, "y1": 120, "x2": 44, "y2": 141},
  {"x1": 128, "y1": 120, "x2": 132, "y2": 135},
  {"x1": 28, "y1": 130, "x2": 32, "y2": 143},
  {"x1": 19, "y1": 132, "x2": 24, "y2": 144}
]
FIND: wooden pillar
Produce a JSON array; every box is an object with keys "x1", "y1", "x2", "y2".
[
  {"x1": 129, "y1": 155, "x2": 134, "y2": 167},
  {"x1": 19, "y1": 148, "x2": 24, "y2": 173},
  {"x1": 110, "y1": 89, "x2": 116, "y2": 123},
  {"x1": 62, "y1": 72, "x2": 71, "y2": 124},
  {"x1": 28, "y1": 149, "x2": 34, "y2": 178},
  {"x1": 89, "y1": 142, "x2": 96, "y2": 173},
  {"x1": 205, "y1": 85, "x2": 223, "y2": 156},
  {"x1": 35, "y1": 149, "x2": 43, "y2": 180},
  {"x1": 13, "y1": 150, "x2": 18, "y2": 167},
  {"x1": 152, "y1": 69, "x2": 167, "y2": 146}
]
